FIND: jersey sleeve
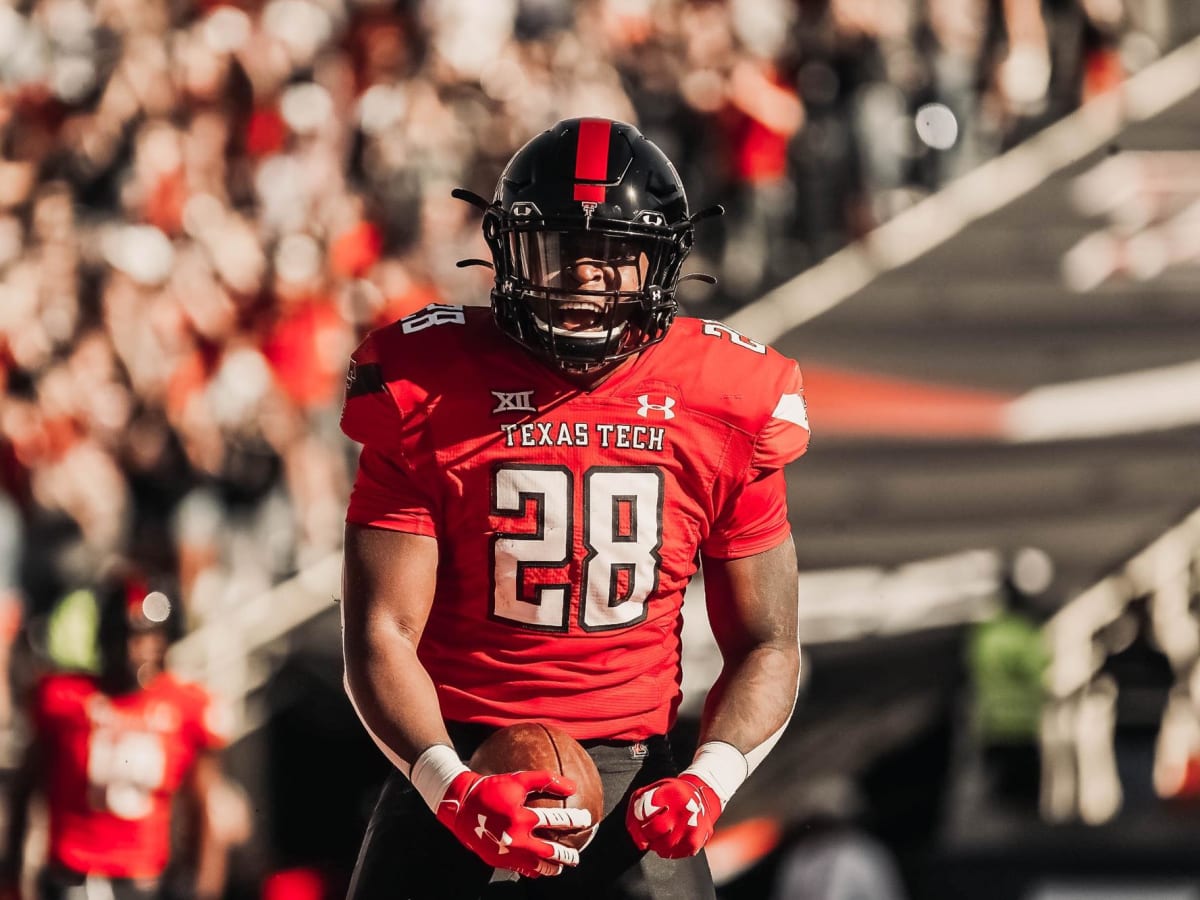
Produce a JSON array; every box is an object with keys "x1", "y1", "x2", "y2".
[
  {"x1": 753, "y1": 359, "x2": 810, "y2": 473},
  {"x1": 701, "y1": 356, "x2": 809, "y2": 559},
  {"x1": 340, "y1": 330, "x2": 440, "y2": 536},
  {"x1": 701, "y1": 468, "x2": 790, "y2": 559},
  {"x1": 340, "y1": 332, "x2": 401, "y2": 450},
  {"x1": 346, "y1": 445, "x2": 439, "y2": 536}
]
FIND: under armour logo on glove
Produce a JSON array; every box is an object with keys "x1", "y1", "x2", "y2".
[
  {"x1": 436, "y1": 770, "x2": 591, "y2": 878},
  {"x1": 474, "y1": 815, "x2": 513, "y2": 853},
  {"x1": 626, "y1": 774, "x2": 722, "y2": 859}
]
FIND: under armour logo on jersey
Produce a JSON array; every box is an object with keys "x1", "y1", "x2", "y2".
[
  {"x1": 474, "y1": 815, "x2": 512, "y2": 854},
  {"x1": 637, "y1": 394, "x2": 675, "y2": 420},
  {"x1": 492, "y1": 390, "x2": 536, "y2": 414}
]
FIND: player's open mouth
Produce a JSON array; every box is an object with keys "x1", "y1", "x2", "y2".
[
  {"x1": 532, "y1": 301, "x2": 628, "y2": 342},
  {"x1": 555, "y1": 300, "x2": 607, "y2": 332}
]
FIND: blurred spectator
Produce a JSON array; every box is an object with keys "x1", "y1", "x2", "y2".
[
  {"x1": 1096, "y1": 596, "x2": 1175, "y2": 815},
  {"x1": 785, "y1": 0, "x2": 919, "y2": 256},
  {"x1": 0, "y1": 569, "x2": 248, "y2": 900},
  {"x1": 1041, "y1": 595, "x2": 1180, "y2": 825},
  {"x1": 682, "y1": 0, "x2": 805, "y2": 303},
  {"x1": 965, "y1": 573, "x2": 1052, "y2": 810}
]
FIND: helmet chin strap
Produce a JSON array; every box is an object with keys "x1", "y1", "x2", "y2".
[
  {"x1": 556, "y1": 349, "x2": 636, "y2": 376},
  {"x1": 561, "y1": 358, "x2": 608, "y2": 373}
]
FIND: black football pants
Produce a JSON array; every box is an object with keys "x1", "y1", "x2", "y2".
[{"x1": 346, "y1": 727, "x2": 716, "y2": 900}]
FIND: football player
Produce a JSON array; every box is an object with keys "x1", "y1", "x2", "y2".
[
  {"x1": 341, "y1": 117, "x2": 810, "y2": 899},
  {"x1": 0, "y1": 574, "x2": 241, "y2": 900}
]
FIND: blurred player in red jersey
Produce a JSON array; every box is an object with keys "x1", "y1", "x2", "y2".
[
  {"x1": 0, "y1": 574, "x2": 240, "y2": 900},
  {"x1": 340, "y1": 118, "x2": 810, "y2": 899}
]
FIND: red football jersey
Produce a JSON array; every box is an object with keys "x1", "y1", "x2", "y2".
[
  {"x1": 32, "y1": 672, "x2": 229, "y2": 878},
  {"x1": 341, "y1": 306, "x2": 810, "y2": 740}
]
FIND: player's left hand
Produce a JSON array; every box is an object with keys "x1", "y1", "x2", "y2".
[{"x1": 625, "y1": 774, "x2": 722, "y2": 859}]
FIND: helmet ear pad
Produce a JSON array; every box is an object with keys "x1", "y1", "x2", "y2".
[{"x1": 485, "y1": 118, "x2": 694, "y2": 371}]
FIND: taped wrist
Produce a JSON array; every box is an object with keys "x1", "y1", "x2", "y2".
[
  {"x1": 681, "y1": 741, "x2": 749, "y2": 809},
  {"x1": 410, "y1": 744, "x2": 470, "y2": 813}
]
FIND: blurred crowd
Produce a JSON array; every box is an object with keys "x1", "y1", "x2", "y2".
[{"x1": 0, "y1": 0, "x2": 1173, "y2": 730}]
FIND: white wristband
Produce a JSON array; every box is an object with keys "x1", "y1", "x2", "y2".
[
  {"x1": 681, "y1": 741, "x2": 749, "y2": 809},
  {"x1": 410, "y1": 744, "x2": 470, "y2": 812}
]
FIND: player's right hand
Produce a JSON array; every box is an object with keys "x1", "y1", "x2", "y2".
[
  {"x1": 626, "y1": 774, "x2": 723, "y2": 858},
  {"x1": 434, "y1": 770, "x2": 592, "y2": 878}
]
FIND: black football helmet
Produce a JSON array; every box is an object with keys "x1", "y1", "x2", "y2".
[{"x1": 456, "y1": 118, "x2": 717, "y2": 371}]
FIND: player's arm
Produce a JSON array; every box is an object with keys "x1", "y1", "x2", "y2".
[
  {"x1": 673, "y1": 357, "x2": 809, "y2": 810},
  {"x1": 341, "y1": 522, "x2": 449, "y2": 767},
  {"x1": 697, "y1": 532, "x2": 800, "y2": 765},
  {"x1": 342, "y1": 522, "x2": 588, "y2": 877},
  {"x1": 628, "y1": 357, "x2": 808, "y2": 860},
  {"x1": 627, "y1": 534, "x2": 799, "y2": 859}
]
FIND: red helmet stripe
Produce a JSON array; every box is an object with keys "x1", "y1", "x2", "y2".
[{"x1": 573, "y1": 118, "x2": 611, "y2": 202}]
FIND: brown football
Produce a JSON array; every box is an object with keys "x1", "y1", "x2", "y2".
[{"x1": 468, "y1": 722, "x2": 604, "y2": 851}]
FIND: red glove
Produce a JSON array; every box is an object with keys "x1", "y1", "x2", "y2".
[
  {"x1": 435, "y1": 770, "x2": 591, "y2": 878},
  {"x1": 625, "y1": 773, "x2": 723, "y2": 859}
]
